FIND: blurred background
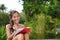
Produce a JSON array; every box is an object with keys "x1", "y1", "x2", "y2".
[{"x1": 0, "y1": 0, "x2": 60, "y2": 40}]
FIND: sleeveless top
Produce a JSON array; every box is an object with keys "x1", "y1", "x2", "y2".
[{"x1": 10, "y1": 24, "x2": 14, "y2": 34}]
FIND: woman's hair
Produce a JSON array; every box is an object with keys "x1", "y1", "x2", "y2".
[{"x1": 9, "y1": 10, "x2": 19, "y2": 28}]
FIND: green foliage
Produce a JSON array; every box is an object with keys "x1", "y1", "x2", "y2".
[
  {"x1": 24, "y1": 13, "x2": 45, "y2": 39},
  {"x1": 20, "y1": 0, "x2": 60, "y2": 39},
  {"x1": 19, "y1": 12, "x2": 26, "y2": 24},
  {"x1": 0, "y1": 4, "x2": 6, "y2": 12},
  {"x1": 0, "y1": 25, "x2": 6, "y2": 40},
  {"x1": 0, "y1": 12, "x2": 9, "y2": 25},
  {"x1": 0, "y1": 0, "x2": 60, "y2": 39}
]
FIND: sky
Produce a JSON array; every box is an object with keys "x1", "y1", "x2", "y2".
[{"x1": 0, "y1": 0, "x2": 23, "y2": 13}]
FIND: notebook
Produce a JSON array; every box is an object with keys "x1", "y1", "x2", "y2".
[{"x1": 14, "y1": 27, "x2": 30, "y2": 37}]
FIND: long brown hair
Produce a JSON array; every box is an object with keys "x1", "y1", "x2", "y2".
[{"x1": 9, "y1": 10, "x2": 19, "y2": 29}]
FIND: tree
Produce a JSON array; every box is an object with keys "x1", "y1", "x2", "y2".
[
  {"x1": 0, "y1": 4, "x2": 6, "y2": 12},
  {"x1": 19, "y1": 0, "x2": 60, "y2": 39}
]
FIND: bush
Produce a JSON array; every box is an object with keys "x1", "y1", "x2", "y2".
[{"x1": 0, "y1": 25, "x2": 7, "y2": 40}]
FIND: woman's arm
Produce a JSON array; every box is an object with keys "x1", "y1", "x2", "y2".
[{"x1": 6, "y1": 24, "x2": 15, "y2": 40}]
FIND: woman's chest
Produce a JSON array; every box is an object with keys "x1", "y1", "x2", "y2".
[{"x1": 13, "y1": 24, "x2": 24, "y2": 30}]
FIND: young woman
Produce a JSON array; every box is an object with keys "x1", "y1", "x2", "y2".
[{"x1": 6, "y1": 10, "x2": 30, "y2": 40}]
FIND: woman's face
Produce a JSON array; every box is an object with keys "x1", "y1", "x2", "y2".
[{"x1": 11, "y1": 12, "x2": 20, "y2": 24}]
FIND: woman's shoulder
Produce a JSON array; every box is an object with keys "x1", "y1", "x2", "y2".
[
  {"x1": 19, "y1": 24, "x2": 25, "y2": 27},
  {"x1": 6, "y1": 24, "x2": 11, "y2": 28}
]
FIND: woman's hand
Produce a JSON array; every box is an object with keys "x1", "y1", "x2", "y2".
[
  {"x1": 12, "y1": 31, "x2": 16, "y2": 36},
  {"x1": 11, "y1": 31, "x2": 16, "y2": 39},
  {"x1": 13, "y1": 25, "x2": 19, "y2": 31}
]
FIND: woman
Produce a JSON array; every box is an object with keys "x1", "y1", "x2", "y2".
[{"x1": 6, "y1": 10, "x2": 30, "y2": 40}]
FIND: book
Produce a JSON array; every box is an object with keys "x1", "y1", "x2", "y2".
[{"x1": 14, "y1": 27, "x2": 30, "y2": 37}]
